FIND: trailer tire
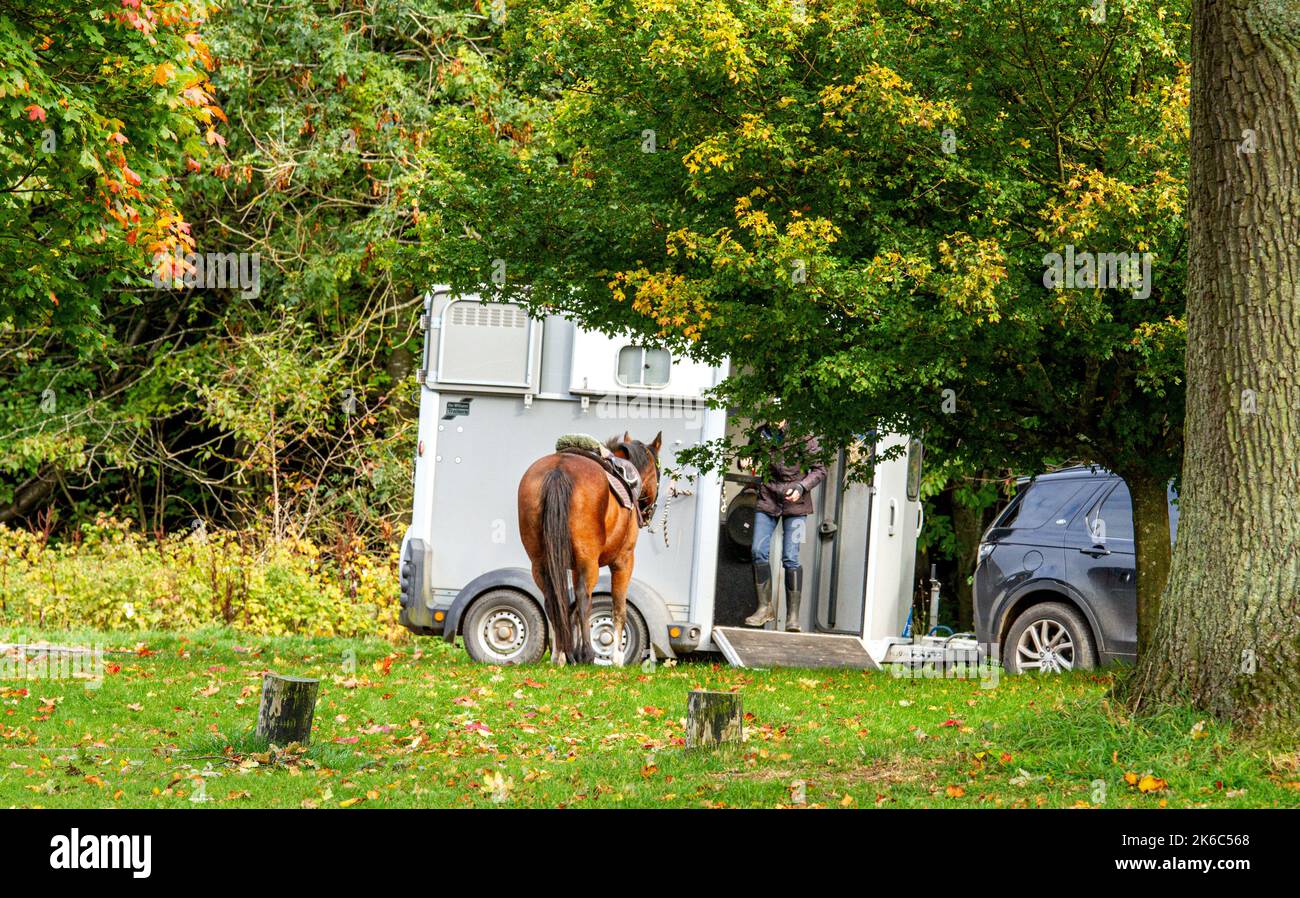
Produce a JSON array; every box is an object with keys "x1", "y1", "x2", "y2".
[
  {"x1": 587, "y1": 597, "x2": 649, "y2": 666},
  {"x1": 462, "y1": 589, "x2": 547, "y2": 666},
  {"x1": 1003, "y1": 601, "x2": 1096, "y2": 675}
]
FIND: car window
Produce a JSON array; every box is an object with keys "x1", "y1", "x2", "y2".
[
  {"x1": 997, "y1": 479, "x2": 1094, "y2": 530},
  {"x1": 1086, "y1": 483, "x2": 1134, "y2": 545}
]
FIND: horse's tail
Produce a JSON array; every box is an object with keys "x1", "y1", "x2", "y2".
[{"x1": 539, "y1": 466, "x2": 574, "y2": 660}]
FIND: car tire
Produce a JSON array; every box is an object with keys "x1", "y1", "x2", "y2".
[
  {"x1": 1003, "y1": 601, "x2": 1097, "y2": 675},
  {"x1": 462, "y1": 589, "x2": 548, "y2": 665}
]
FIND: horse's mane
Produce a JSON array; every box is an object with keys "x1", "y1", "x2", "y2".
[{"x1": 606, "y1": 435, "x2": 655, "y2": 475}]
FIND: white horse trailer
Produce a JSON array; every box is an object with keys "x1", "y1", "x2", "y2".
[{"x1": 398, "y1": 287, "x2": 932, "y2": 669}]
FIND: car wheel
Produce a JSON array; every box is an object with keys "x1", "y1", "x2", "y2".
[
  {"x1": 1003, "y1": 601, "x2": 1096, "y2": 674},
  {"x1": 586, "y1": 597, "x2": 649, "y2": 666},
  {"x1": 463, "y1": 589, "x2": 547, "y2": 665}
]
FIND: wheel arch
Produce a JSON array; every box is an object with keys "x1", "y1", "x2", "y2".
[
  {"x1": 442, "y1": 567, "x2": 544, "y2": 645},
  {"x1": 995, "y1": 583, "x2": 1106, "y2": 659}
]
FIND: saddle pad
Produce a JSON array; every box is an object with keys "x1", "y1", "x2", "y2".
[{"x1": 555, "y1": 433, "x2": 606, "y2": 454}]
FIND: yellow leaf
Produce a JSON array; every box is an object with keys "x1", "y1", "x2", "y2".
[
  {"x1": 1138, "y1": 775, "x2": 1167, "y2": 793},
  {"x1": 945, "y1": 785, "x2": 966, "y2": 798}
]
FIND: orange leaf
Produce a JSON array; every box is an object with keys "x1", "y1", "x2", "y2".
[
  {"x1": 1138, "y1": 775, "x2": 1167, "y2": 793},
  {"x1": 945, "y1": 785, "x2": 966, "y2": 798}
]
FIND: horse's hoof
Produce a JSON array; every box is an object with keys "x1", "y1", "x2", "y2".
[{"x1": 552, "y1": 652, "x2": 567, "y2": 667}]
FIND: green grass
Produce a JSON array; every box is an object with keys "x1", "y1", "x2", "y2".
[{"x1": 1, "y1": 626, "x2": 1297, "y2": 808}]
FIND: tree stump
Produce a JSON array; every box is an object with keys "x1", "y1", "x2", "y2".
[
  {"x1": 255, "y1": 673, "x2": 320, "y2": 746},
  {"x1": 686, "y1": 690, "x2": 743, "y2": 749}
]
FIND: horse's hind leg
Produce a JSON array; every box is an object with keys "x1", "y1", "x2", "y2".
[
  {"x1": 571, "y1": 556, "x2": 599, "y2": 664},
  {"x1": 609, "y1": 555, "x2": 633, "y2": 668},
  {"x1": 533, "y1": 561, "x2": 566, "y2": 666}
]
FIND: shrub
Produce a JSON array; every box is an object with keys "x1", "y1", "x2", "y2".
[{"x1": 0, "y1": 518, "x2": 403, "y2": 640}]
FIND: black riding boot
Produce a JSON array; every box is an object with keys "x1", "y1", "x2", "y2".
[
  {"x1": 744, "y1": 564, "x2": 775, "y2": 627},
  {"x1": 784, "y1": 567, "x2": 803, "y2": 632}
]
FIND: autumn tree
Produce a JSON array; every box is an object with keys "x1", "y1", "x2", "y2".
[
  {"x1": 419, "y1": 0, "x2": 1191, "y2": 648},
  {"x1": 0, "y1": 1, "x2": 505, "y2": 540},
  {"x1": 0, "y1": 0, "x2": 222, "y2": 337},
  {"x1": 0, "y1": 0, "x2": 224, "y2": 523},
  {"x1": 1125, "y1": 0, "x2": 1300, "y2": 728}
]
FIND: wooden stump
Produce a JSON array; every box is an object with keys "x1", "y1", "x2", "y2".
[
  {"x1": 686, "y1": 690, "x2": 743, "y2": 749},
  {"x1": 255, "y1": 673, "x2": 320, "y2": 746}
]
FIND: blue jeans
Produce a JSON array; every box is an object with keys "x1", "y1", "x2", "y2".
[{"x1": 751, "y1": 512, "x2": 806, "y2": 570}]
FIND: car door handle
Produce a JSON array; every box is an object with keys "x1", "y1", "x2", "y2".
[{"x1": 1079, "y1": 546, "x2": 1111, "y2": 557}]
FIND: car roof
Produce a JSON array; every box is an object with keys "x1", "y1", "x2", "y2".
[{"x1": 1015, "y1": 465, "x2": 1119, "y2": 486}]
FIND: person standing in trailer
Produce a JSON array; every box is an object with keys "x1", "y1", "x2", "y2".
[{"x1": 740, "y1": 420, "x2": 827, "y2": 631}]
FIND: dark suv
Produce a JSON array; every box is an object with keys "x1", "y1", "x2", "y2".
[{"x1": 973, "y1": 467, "x2": 1178, "y2": 674}]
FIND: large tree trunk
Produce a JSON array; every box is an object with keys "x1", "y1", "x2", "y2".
[
  {"x1": 1119, "y1": 466, "x2": 1173, "y2": 657},
  {"x1": 1126, "y1": 0, "x2": 1300, "y2": 728},
  {"x1": 951, "y1": 494, "x2": 987, "y2": 631}
]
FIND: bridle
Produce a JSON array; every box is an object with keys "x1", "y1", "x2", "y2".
[
  {"x1": 637, "y1": 447, "x2": 660, "y2": 528},
  {"x1": 614, "y1": 440, "x2": 660, "y2": 529}
]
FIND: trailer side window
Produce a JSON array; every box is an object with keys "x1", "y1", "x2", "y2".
[{"x1": 616, "y1": 346, "x2": 671, "y2": 387}]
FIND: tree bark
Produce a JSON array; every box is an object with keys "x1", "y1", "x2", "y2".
[
  {"x1": 686, "y1": 690, "x2": 743, "y2": 749},
  {"x1": 1126, "y1": 0, "x2": 1300, "y2": 729},
  {"x1": 1119, "y1": 466, "x2": 1173, "y2": 657},
  {"x1": 255, "y1": 673, "x2": 320, "y2": 746},
  {"x1": 951, "y1": 495, "x2": 987, "y2": 631}
]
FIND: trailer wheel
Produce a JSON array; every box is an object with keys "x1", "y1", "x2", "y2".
[
  {"x1": 462, "y1": 590, "x2": 547, "y2": 665},
  {"x1": 1003, "y1": 602, "x2": 1096, "y2": 675},
  {"x1": 588, "y1": 598, "x2": 649, "y2": 666}
]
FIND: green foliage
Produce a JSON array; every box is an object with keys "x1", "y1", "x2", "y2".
[
  {"x1": 0, "y1": 519, "x2": 401, "y2": 638},
  {"x1": 0, "y1": 1, "x2": 507, "y2": 541},
  {"x1": 422, "y1": 0, "x2": 1190, "y2": 488},
  {"x1": 0, "y1": 0, "x2": 223, "y2": 341}
]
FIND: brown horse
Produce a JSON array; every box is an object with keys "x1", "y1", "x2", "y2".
[{"x1": 517, "y1": 432, "x2": 662, "y2": 666}]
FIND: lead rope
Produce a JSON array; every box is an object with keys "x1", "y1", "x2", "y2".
[{"x1": 646, "y1": 483, "x2": 694, "y2": 548}]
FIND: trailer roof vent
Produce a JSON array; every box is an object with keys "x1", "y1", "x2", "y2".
[
  {"x1": 450, "y1": 302, "x2": 528, "y2": 329},
  {"x1": 438, "y1": 299, "x2": 534, "y2": 388}
]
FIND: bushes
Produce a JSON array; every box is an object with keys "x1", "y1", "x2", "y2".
[{"x1": 0, "y1": 518, "x2": 403, "y2": 640}]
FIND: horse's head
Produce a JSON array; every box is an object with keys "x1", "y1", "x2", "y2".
[{"x1": 608, "y1": 431, "x2": 662, "y2": 525}]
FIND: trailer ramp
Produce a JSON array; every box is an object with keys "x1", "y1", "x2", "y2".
[{"x1": 711, "y1": 628, "x2": 881, "y2": 670}]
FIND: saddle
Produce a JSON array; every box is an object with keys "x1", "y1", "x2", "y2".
[{"x1": 555, "y1": 435, "x2": 646, "y2": 526}]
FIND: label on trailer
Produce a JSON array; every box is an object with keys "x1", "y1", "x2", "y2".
[{"x1": 442, "y1": 399, "x2": 472, "y2": 419}]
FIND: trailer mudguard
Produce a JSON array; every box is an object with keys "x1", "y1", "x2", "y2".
[{"x1": 442, "y1": 566, "x2": 677, "y2": 659}]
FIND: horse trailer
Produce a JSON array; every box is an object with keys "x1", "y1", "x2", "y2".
[{"x1": 399, "y1": 287, "x2": 951, "y2": 669}]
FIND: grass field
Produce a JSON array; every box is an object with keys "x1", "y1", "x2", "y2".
[{"x1": 2, "y1": 627, "x2": 1297, "y2": 809}]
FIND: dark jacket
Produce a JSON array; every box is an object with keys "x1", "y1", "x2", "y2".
[{"x1": 752, "y1": 426, "x2": 827, "y2": 517}]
